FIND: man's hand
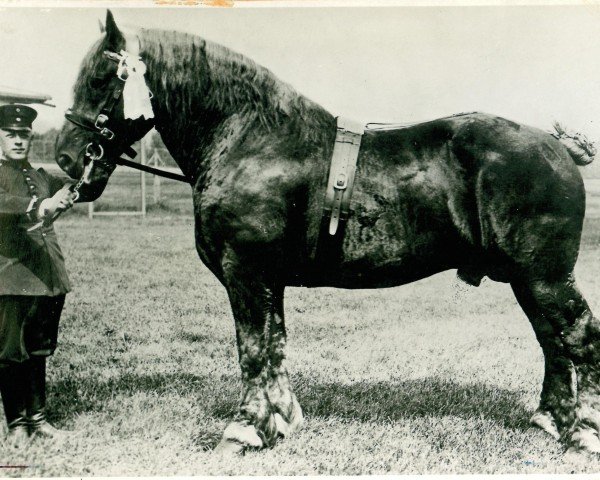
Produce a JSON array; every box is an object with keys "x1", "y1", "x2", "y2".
[{"x1": 38, "y1": 186, "x2": 75, "y2": 220}]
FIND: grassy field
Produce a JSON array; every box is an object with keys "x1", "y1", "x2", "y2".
[{"x1": 2, "y1": 172, "x2": 600, "y2": 475}]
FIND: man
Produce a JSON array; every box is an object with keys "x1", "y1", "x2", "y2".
[{"x1": 0, "y1": 102, "x2": 76, "y2": 446}]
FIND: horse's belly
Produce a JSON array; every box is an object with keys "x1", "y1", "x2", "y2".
[
  {"x1": 310, "y1": 143, "x2": 468, "y2": 288},
  {"x1": 335, "y1": 228, "x2": 452, "y2": 288},
  {"x1": 305, "y1": 197, "x2": 459, "y2": 289},
  {"x1": 323, "y1": 259, "x2": 452, "y2": 289}
]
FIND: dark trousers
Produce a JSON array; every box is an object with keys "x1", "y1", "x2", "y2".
[
  {"x1": 0, "y1": 295, "x2": 65, "y2": 364},
  {"x1": 0, "y1": 296, "x2": 64, "y2": 427}
]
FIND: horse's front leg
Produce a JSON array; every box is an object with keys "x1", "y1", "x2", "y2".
[
  {"x1": 265, "y1": 285, "x2": 303, "y2": 438},
  {"x1": 215, "y1": 252, "x2": 302, "y2": 454}
]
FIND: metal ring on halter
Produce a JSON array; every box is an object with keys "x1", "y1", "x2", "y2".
[{"x1": 85, "y1": 142, "x2": 105, "y2": 161}]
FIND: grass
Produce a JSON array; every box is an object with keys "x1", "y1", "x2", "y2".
[{"x1": 2, "y1": 173, "x2": 600, "y2": 474}]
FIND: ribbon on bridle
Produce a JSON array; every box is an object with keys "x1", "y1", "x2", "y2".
[{"x1": 116, "y1": 50, "x2": 155, "y2": 121}]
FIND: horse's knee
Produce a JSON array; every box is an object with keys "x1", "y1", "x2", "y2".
[
  {"x1": 524, "y1": 277, "x2": 594, "y2": 349},
  {"x1": 562, "y1": 311, "x2": 600, "y2": 364}
]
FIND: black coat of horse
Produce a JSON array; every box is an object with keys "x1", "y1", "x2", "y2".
[{"x1": 56, "y1": 11, "x2": 600, "y2": 455}]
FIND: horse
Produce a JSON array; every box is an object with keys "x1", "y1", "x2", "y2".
[{"x1": 55, "y1": 10, "x2": 600, "y2": 456}]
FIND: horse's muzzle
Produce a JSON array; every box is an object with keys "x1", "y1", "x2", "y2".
[{"x1": 56, "y1": 152, "x2": 82, "y2": 179}]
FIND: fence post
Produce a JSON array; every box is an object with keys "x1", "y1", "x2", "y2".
[
  {"x1": 154, "y1": 175, "x2": 161, "y2": 204},
  {"x1": 141, "y1": 138, "x2": 146, "y2": 216}
]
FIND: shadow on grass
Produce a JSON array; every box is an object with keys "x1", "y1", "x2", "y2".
[
  {"x1": 48, "y1": 372, "x2": 237, "y2": 450},
  {"x1": 48, "y1": 371, "x2": 238, "y2": 420},
  {"x1": 294, "y1": 374, "x2": 532, "y2": 431},
  {"x1": 47, "y1": 371, "x2": 533, "y2": 437}
]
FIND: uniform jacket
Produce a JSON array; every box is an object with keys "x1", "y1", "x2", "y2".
[{"x1": 0, "y1": 160, "x2": 71, "y2": 296}]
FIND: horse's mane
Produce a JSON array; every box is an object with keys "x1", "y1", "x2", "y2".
[
  {"x1": 73, "y1": 37, "x2": 112, "y2": 106},
  {"x1": 138, "y1": 28, "x2": 332, "y2": 135}
]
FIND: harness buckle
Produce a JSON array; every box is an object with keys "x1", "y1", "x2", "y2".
[
  {"x1": 334, "y1": 173, "x2": 347, "y2": 190},
  {"x1": 94, "y1": 115, "x2": 115, "y2": 140},
  {"x1": 99, "y1": 128, "x2": 115, "y2": 141},
  {"x1": 85, "y1": 142, "x2": 104, "y2": 162},
  {"x1": 95, "y1": 114, "x2": 108, "y2": 129}
]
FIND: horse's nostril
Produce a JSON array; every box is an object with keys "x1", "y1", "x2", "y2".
[
  {"x1": 57, "y1": 153, "x2": 69, "y2": 169},
  {"x1": 57, "y1": 154, "x2": 78, "y2": 178}
]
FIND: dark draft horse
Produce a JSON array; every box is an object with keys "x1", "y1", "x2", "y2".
[{"x1": 56, "y1": 11, "x2": 600, "y2": 456}]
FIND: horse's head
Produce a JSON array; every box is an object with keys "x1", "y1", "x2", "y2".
[{"x1": 56, "y1": 10, "x2": 155, "y2": 188}]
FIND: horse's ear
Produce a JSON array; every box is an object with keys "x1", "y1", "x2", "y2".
[
  {"x1": 98, "y1": 19, "x2": 105, "y2": 33},
  {"x1": 104, "y1": 9, "x2": 123, "y2": 47}
]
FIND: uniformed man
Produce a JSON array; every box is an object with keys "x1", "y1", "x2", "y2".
[{"x1": 0, "y1": 102, "x2": 76, "y2": 446}]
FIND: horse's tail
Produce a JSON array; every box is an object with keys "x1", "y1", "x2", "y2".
[{"x1": 551, "y1": 122, "x2": 596, "y2": 166}]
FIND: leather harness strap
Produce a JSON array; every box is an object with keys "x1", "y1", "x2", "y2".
[
  {"x1": 310, "y1": 117, "x2": 364, "y2": 280},
  {"x1": 323, "y1": 117, "x2": 364, "y2": 236}
]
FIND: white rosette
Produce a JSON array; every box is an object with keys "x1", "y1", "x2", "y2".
[{"x1": 117, "y1": 50, "x2": 155, "y2": 121}]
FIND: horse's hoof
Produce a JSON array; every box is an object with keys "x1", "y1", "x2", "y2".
[
  {"x1": 287, "y1": 398, "x2": 304, "y2": 434},
  {"x1": 564, "y1": 448, "x2": 591, "y2": 464},
  {"x1": 274, "y1": 413, "x2": 290, "y2": 437},
  {"x1": 567, "y1": 429, "x2": 600, "y2": 455},
  {"x1": 214, "y1": 439, "x2": 245, "y2": 456},
  {"x1": 222, "y1": 421, "x2": 263, "y2": 448},
  {"x1": 274, "y1": 397, "x2": 304, "y2": 438},
  {"x1": 530, "y1": 410, "x2": 560, "y2": 440}
]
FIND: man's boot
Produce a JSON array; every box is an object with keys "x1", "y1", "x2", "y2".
[
  {"x1": 26, "y1": 357, "x2": 65, "y2": 439},
  {"x1": 0, "y1": 363, "x2": 30, "y2": 447}
]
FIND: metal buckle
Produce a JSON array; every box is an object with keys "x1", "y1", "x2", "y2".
[
  {"x1": 94, "y1": 115, "x2": 115, "y2": 140},
  {"x1": 334, "y1": 173, "x2": 347, "y2": 190},
  {"x1": 99, "y1": 128, "x2": 115, "y2": 141},
  {"x1": 103, "y1": 50, "x2": 123, "y2": 63},
  {"x1": 85, "y1": 142, "x2": 104, "y2": 161},
  {"x1": 95, "y1": 114, "x2": 108, "y2": 129}
]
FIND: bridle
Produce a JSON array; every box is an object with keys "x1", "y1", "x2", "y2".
[
  {"x1": 65, "y1": 50, "x2": 149, "y2": 170},
  {"x1": 64, "y1": 48, "x2": 186, "y2": 200}
]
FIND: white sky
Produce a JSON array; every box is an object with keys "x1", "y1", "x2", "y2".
[{"x1": 2, "y1": 4, "x2": 600, "y2": 146}]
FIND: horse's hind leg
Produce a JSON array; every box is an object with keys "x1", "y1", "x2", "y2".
[
  {"x1": 512, "y1": 280, "x2": 575, "y2": 439},
  {"x1": 215, "y1": 250, "x2": 302, "y2": 454},
  {"x1": 512, "y1": 275, "x2": 600, "y2": 454}
]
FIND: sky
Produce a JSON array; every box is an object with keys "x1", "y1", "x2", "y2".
[{"x1": 2, "y1": 4, "x2": 600, "y2": 147}]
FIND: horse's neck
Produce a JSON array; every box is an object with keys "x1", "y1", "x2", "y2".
[
  {"x1": 140, "y1": 30, "x2": 333, "y2": 183},
  {"x1": 139, "y1": 33, "x2": 257, "y2": 180},
  {"x1": 149, "y1": 101, "x2": 259, "y2": 184}
]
